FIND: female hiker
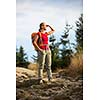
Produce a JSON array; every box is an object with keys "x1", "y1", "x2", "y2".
[{"x1": 32, "y1": 22, "x2": 55, "y2": 83}]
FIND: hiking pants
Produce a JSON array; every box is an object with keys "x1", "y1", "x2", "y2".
[{"x1": 37, "y1": 49, "x2": 52, "y2": 80}]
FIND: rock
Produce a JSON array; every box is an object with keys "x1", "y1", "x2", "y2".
[
  {"x1": 16, "y1": 67, "x2": 37, "y2": 77},
  {"x1": 16, "y1": 67, "x2": 40, "y2": 88},
  {"x1": 16, "y1": 78, "x2": 40, "y2": 88},
  {"x1": 16, "y1": 67, "x2": 83, "y2": 100}
]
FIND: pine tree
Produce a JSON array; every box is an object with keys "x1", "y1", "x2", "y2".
[
  {"x1": 75, "y1": 14, "x2": 83, "y2": 53},
  {"x1": 49, "y1": 35, "x2": 60, "y2": 70},
  {"x1": 59, "y1": 23, "x2": 73, "y2": 68},
  {"x1": 16, "y1": 46, "x2": 29, "y2": 67}
]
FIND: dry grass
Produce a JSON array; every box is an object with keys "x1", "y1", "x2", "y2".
[
  {"x1": 27, "y1": 53, "x2": 83, "y2": 78},
  {"x1": 27, "y1": 63, "x2": 38, "y2": 71},
  {"x1": 67, "y1": 53, "x2": 83, "y2": 78},
  {"x1": 56, "y1": 53, "x2": 83, "y2": 78}
]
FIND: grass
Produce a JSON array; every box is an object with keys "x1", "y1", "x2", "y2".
[
  {"x1": 27, "y1": 53, "x2": 83, "y2": 78},
  {"x1": 56, "y1": 53, "x2": 83, "y2": 78}
]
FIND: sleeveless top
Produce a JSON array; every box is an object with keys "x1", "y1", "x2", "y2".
[{"x1": 37, "y1": 32, "x2": 49, "y2": 50}]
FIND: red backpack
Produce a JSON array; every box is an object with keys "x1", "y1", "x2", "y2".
[{"x1": 31, "y1": 32, "x2": 43, "y2": 50}]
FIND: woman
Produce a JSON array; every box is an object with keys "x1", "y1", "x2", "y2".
[{"x1": 33, "y1": 22, "x2": 55, "y2": 83}]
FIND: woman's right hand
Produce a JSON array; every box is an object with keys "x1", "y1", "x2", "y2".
[
  {"x1": 40, "y1": 49, "x2": 43, "y2": 52},
  {"x1": 39, "y1": 49, "x2": 44, "y2": 54}
]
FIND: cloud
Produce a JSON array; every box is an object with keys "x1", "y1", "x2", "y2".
[
  {"x1": 16, "y1": 0, "x2": 82, "y2": 32},
  {"x1": 16, "y1": 0, "x2": 83, "y2": 61}
]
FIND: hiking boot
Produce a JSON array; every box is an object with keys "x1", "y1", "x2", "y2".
[
  {"x1": 48, "y1": 77, "x2": 53, "y2": 82},
  {"x1": 39, "y1": 79, "x2": 43, "y2": 84}
]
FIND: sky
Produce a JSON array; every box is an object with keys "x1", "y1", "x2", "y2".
[{"x1": 16, "y1": 0, "x2": 83, "y2": 62}]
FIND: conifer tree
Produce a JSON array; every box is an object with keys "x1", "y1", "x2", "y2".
[
  {"x1": 59, "y1": 23, "x2": 73, "y2": 67},
  {"x1": 49, "y1": 35, "x2": 60, "y2": 70},
  {"x1": 75, "y1": 14, "x2": 83, "y2": 53},
  {"x1": 16, "y1": 46, "x2": 29, "y2": 67}
]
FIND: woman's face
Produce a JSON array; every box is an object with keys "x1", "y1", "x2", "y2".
[{"x1": 41, "y1": 23, "x2": 47, "y2": 30}]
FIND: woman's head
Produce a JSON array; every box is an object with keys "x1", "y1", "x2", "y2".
[{"x1": 39, "y1": 22, "x2": 47, "y2": 32}]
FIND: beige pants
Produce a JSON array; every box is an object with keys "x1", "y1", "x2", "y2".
[{"x1": 37, "y1": 49, "x2": 52, "y2": 80}]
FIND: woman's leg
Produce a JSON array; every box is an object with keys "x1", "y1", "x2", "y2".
[
  {"x1": 45, "y1": 49, "x2": 52, "y2": 81},
  {"x1": 37, "y1": 50, "x2": 46, "y2": 80}
]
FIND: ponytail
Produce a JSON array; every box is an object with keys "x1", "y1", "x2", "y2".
[{"x1": 39, "y1": 29, "x2": 41, "y2": 32}]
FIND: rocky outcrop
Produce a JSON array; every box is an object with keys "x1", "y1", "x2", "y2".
[
  {"x1": 16, "y1": 67, "x2": 83, "y2": 100},
  {"x1": 16, "y1": 67, "x2": 39, "y2": 87}
]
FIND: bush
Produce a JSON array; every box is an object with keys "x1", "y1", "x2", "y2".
[
  {"x1": 56, "y1": 53, "x2": 83, "y2": 78},
  {"x1": 67, "y1": 53, "x2": 83, "y2": 78}
]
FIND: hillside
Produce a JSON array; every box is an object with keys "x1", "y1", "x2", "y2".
[{"x1": 16, "y1": 67, "x2": 83, "y2": 100}]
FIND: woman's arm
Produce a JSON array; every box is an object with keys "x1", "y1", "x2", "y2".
[
  {"x1": 33, "y1": 35, "x2": 43, "y2": 52},
  {"x1": 46, "y1": 25, "x2": 55, "y2": 35}
]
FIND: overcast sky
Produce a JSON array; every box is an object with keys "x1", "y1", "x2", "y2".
[{"x1": 16, "y1": 0, "x2": 83, "y2": 62}]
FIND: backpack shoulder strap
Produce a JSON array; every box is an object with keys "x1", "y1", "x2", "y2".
[{"x1": 37, "y1": 32, "x2": 42, "y2": 38}]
